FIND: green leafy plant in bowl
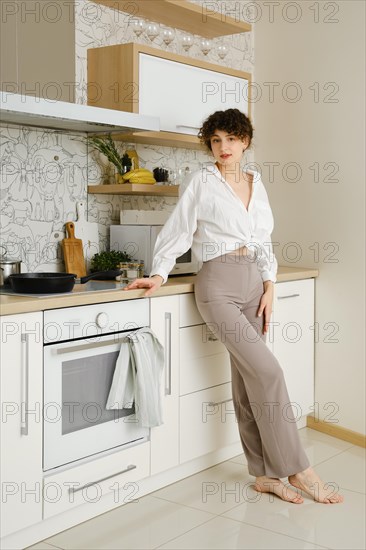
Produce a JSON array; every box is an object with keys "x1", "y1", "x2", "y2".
[{"x1": 91, "y1": 250, "x2": 132, "y2": 272}]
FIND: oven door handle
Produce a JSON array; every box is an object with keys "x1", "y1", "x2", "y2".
[{"x1": 52, "y1": 335, "x2": 127, "y2": 354}]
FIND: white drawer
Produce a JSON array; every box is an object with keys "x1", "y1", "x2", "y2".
[
  {"x1": 43, "y1": 441, "x2": 150, "y2": 518},
  {"x1": 274, "y1": 278, "x2": 314, "y2": 310},
  {"x1": 179, "y1": 293, "x2": 204, "y2": 327},
  {"x1": 180, "y1": 383, "x2": 239, "y2": 463},
  {"x1": 180, "y1": 325, "x2": 231, "y2": 394}
]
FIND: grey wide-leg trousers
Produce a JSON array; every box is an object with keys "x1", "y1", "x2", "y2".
[{"x1": 194, "y1": 251, "x2": 310, "y2": 478}]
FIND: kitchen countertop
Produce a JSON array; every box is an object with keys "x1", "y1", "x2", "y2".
[{"x1": 0, "y1": 266, "x2": 319, "y2": 316}]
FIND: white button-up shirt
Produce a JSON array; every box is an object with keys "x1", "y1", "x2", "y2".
[{"x1": 150, "y1": 163, "x2": 278, "y2": 284}]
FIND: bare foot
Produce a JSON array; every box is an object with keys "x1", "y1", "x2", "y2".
[
  {"x1": 288, "y1": 467, "x2": 344, "y2": 503},
  {"x1": 254, "y1": 476, "x2": 304, "y2": 503}
]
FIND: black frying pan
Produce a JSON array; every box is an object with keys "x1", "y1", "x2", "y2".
[{"x1": 8, "y1": 270, "x2": 122, "y2": 294}]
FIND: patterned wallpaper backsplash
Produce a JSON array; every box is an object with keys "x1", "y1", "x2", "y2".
[{"x1": 0, "y1": 0, "x2": 254, "y2": 272}]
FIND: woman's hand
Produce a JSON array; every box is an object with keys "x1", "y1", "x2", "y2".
[
  {"x1": 257, "y1": 281, "x2": 274, "y2": 334},
  {"x1": 123, "y1": 274, "x2": 164, "y2": 297}
]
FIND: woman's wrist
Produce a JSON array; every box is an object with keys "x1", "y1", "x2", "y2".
[
  {"x1": 151, "y1": 274, "x2": 164, "y2": 284},
  {"x1": 263, "y1": 280, "x2": 274, "y2": 291}
]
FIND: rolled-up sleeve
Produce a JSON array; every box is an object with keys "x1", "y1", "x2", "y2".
[
  {"x1": 150, "y1": 186, "x2": 198, "y2": 284},
  {"x1": 257, "y1": 238, "x2": 278, "y2": 283},
  {"x1": 252, "y1": 180, "x2": 278, "y2": 284}
]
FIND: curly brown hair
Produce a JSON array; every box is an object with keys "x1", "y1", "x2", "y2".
[{"x1": 198, "y1": 108, "x2": 254, "y2": 152}]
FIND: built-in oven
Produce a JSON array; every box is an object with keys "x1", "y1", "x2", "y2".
[{"x1": 43, "y1": 299, "x2": 150, "y2": 472}]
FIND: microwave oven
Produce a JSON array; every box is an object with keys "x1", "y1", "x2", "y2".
[{"x1": 110, "y1": 224, "x2": 199, "y2": 278}]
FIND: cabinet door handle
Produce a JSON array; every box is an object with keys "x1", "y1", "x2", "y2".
[
  {"x1": 164, "y1": 312, "x2": 172, "y2": 396},
  {"x1": 176, "y1": 124, "x2": 200, "y2": 130},
  {"x1": 20, "y1": 334, "x2": 29, "y2": 436},
  {"x1": 277, "y1": 293, "x2": 300, "y2": 300},
  {"x1": 68, "y1": 464, "x2": 137, "y2": 494},
  {"x1": 207, "y1": 398, "x2": 233, "y2": 407}
]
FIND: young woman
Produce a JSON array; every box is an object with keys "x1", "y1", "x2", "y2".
[{"x1": 123, "y1": 109, "x2": 343, "y2": 504}]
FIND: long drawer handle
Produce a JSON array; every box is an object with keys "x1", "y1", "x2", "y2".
[
  {"x1": 164, "y1": 312, "x2": 172, "y2": 395},
  {"x1": 21, "y1": 333, "x2": 29, "y2": 436},
  {"x1": 277, "y1": 293, "x2": 300, "y2": 300},
  {"x1": 207, "y1": 398, "x2": 233, "y2": 407},
  {"x1": 176, "y1": 124, "x2": 200, "y2": 130},
  {"x1": 68, "y1": 464, "x2": 137, "y2": 494}
]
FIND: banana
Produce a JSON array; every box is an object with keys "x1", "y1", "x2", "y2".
[
  {"x1": 122, "y1": 168, "x2": 153, "y2": 181},
  {"x1": 129, "y1": 177, "x2": 156, "y2": 184}
]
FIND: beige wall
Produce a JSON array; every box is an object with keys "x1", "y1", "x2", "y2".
[{"x1": 254, "y1": 1, "x2": 365, "y2": 434}]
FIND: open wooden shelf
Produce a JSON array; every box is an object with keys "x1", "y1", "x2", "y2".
[
  {"x1": 88, "y1": 184, "x2": 179, "y2": 196},
  {"x1": 92, "y1": 0, "x2": 251, "y2": 37},
  {"x1": 111, "y1": 130, "x2": 204, "y2": 150}
]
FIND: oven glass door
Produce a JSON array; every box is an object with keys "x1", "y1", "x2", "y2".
[{"x1": 43, "y1": 331, "x2": 149, "y2": 471}]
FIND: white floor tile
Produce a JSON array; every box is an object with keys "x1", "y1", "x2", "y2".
[
  {"x1": 223, "y1": 486, "x2": 365, "y2": 550},
  {"x1": 229, "y1": 428, "x2": 353, "y2": 470},
  {"x1": 156, "y1": 515, "x2": 328, "y2": 549},
  {"x1": 26, "y1": 543, "x2": 62, "y2": 550},
  {"x1": 313, "y1": 446, "x2": 366, "y2": 494},
  {"x1": 298, "y1": 428, "x2": 355, "y2": 450},
  {"x1": 44, "y1": 495, "x2": 214, "y2": 550},
  {"x1": 150, "y1": 460, "x2": 252, "y2": 515},
  {"x1": 229, "y1": 453, "x2": 247, "y2": 466}
]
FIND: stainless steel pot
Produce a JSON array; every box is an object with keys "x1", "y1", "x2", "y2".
[{"x1": 0, "y1": 245, "x2": 21, "y2": 286}]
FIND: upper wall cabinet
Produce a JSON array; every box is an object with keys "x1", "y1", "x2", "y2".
[
  {"x1": 91, "y1": 0, "x2": 251, "y2": 38},
  {"x1": 87, "y1": 43, "x2": 251, "y2": 146},
  {"x1": 0, "y1": 0, "x2": 75, "y2": 102}
]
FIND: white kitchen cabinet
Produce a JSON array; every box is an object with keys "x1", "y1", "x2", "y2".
[
  {"x1": 88, "y1": 43, "x2": 251, "y2": 145},
  {"x1": 138, "y1": 54, "x2": 249, "y2": 135},
  {"x1": 150, "y1": 295, "x2": 180, "y2": 475},
  {"x1": 178, "y1": 294, "x2": 239, "y2": 463},
  {"x1": 180, "y1": 382, "x2": 239, "y2": 463},
  {"x1": 272, "y1": 279, "x2": 315, "y2": 421},
  {"x1": 43, "y1": 441, "x2": 150, "y2": 518},
  {"x1": 179, "y1": 324, "x2": 231, "y2": 395},
  {"x1": 0, "y1": 312, "x2": 43, "y2": 538}
]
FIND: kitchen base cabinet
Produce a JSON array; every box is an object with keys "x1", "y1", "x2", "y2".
[
  {"x1": 150, "y1": 295, "x2": 180, "y2": 475},
  {"x1": 0, "y1": 312, "x2": 43, "y2": 538},
  {"x1": 273, "y1": 279, "x2": 315, "y2": 423},
  {"x1": 43, "y1": 441, "x2": 150, "y2": 519},
  {"x1": 179, "y1": 324, "x2": 231, "y2": 395},
  {"x1": 180, "y1": 382, "x2": 239, "y2": 464},
  {"x1": 0, "y1": 277, "x2": 316, "y2": 549},
  {"x1": 179, "y1": 294, "x2": 240, "y2": 463}
]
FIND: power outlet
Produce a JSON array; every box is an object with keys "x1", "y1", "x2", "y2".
[
  {"x1": 51, "y1": 231, "x2": 65, "y2": 243},
  {"x1": 50, "y1": 231, "x2": 66, "y2": 263}
]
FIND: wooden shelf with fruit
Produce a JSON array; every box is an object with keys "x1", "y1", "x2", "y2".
[{"x1": 87, "y1": 184, "x2": 179, "y2": 196}]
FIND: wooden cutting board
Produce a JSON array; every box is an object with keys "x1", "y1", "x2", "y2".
[
  {"x1": 74, "y1": 201, "x2": 99, "y2": 270},
  {"x1": 62, "y1": 222, "x2": 86, "y2": 278}
]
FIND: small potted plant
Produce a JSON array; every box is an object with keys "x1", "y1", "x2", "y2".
[
  {"x1": 90, "y1": 250, "x2": 133, "y2": 272},
  {"x1": 86, "y1": 135, "x2": 133, "y2": 182}
]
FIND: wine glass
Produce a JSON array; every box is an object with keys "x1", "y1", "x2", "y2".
[
  {"x1": 130, "y1": 18, "x2": 145, "y2": 38},
  {"x1": 200, "y1": 39, "x2": 212, "y2": 56},
  {"x1": 217, "y1": 44, "x2": 228, "y2": 60},
  {"x1": 146, "y1": 23, "x2": 159, "y2": 42},
  {"x1": 168, "y1": 169, "x2": 178, "y2": 186},
  {"x1": 162, "y1": 28, "x2": 174, "y2": 46},
  {"x1": 181, "y1": 34, "x2": 193, "y2": 52}
]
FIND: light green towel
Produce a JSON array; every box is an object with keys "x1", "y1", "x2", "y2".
[{"x1": 106, "y1": 327, "x2": 165, "y2": 428}]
